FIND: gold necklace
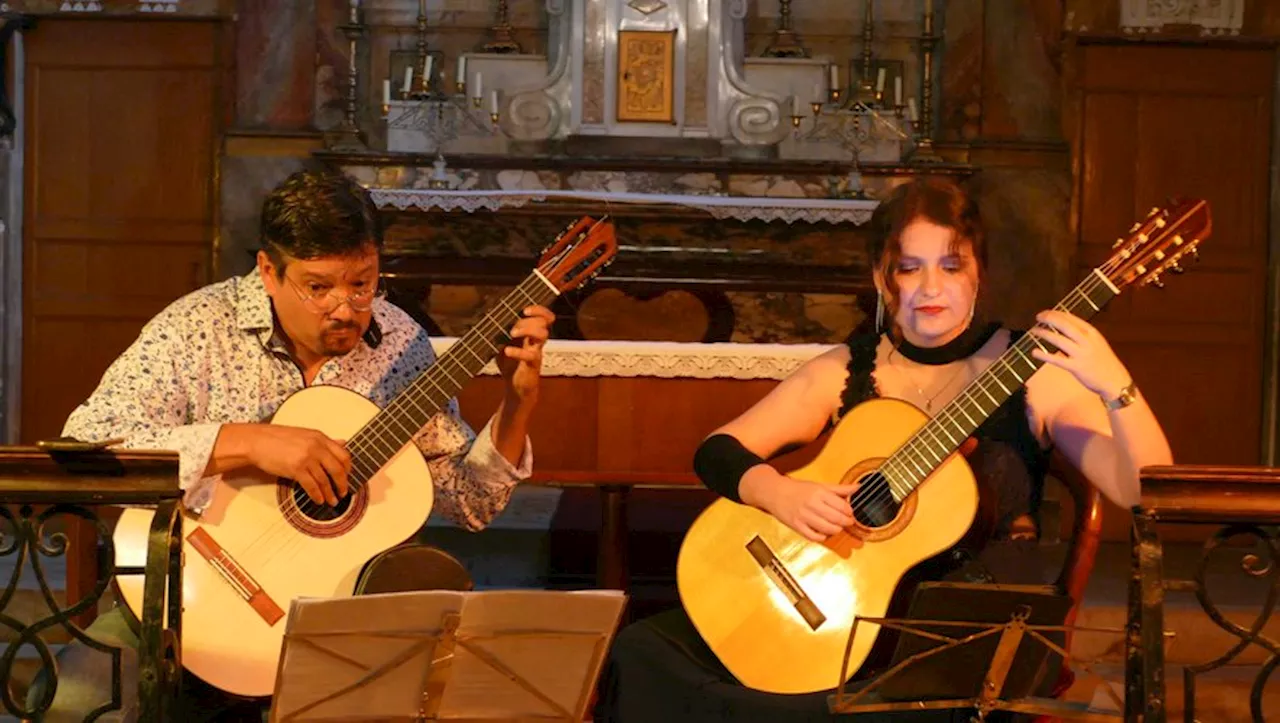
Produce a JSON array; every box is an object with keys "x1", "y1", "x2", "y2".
[{"x1": 890, "y1": 348, "x2": 971, "y2": 412}]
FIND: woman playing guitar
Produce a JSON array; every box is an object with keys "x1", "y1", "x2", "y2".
[{"x1": 595, "y1": 177, "x2": 1175, "y2": 722}]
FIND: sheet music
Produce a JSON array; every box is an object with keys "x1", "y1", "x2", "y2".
[{"x1": 270, "y1": 589, "x2": 626, "y2": 722}]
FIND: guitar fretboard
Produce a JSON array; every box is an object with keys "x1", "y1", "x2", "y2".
[
  {"x1": 878, "y1": 269, "x2": 1119, "y2": 503},
  {"x1": 343, "y1": 273, "x2": 557, "y2": 490}
]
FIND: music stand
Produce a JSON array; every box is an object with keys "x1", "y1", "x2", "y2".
[
  {"x1": 268, "y1": 589, "x2": 627, "y2": 722},
  {"x1": 827, "y1": 582, "x2": 1126, "y2": 721}
]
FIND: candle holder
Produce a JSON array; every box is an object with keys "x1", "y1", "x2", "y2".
[
  {"x1": 380, "y1": 4, "x2": 517, "y2": 166},
  {"x1": 324, "y1": 1, "x2": 367, "y2": 152},
  {"x1": 908, "y1": 2, "x2": 944, "y2": 164},
  {"x1": 763, "y1": 0, "x2": 808, "y2": 58},
  {"x1": 483, "y1": 0, "x2": 522, "y2": 54},
  {"x1": 382, "y1": 85, "x2": 496, "y2": 173},
  {"x1": 786, "y1": 0, "x2": 930, "y2": 170}
]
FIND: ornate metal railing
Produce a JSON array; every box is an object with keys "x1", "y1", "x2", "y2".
[
  {"x1": 0, "y1": 444, "x2": 183, "y2": 722},
  {"x1": 1126, "y1": 464, "x2": 1280, "y2": 723}
]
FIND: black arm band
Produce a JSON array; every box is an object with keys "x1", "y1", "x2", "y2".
[{"x1": 693, "y1": 433, "x2": 765, "y2": 503}]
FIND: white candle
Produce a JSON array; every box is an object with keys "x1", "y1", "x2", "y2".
[
  {"x1": 792, "y1": 94, "x2": 801, "y2": 116},
  {"x1": 424, "y1": 55, "x2": 434, "y2": 86},
  {"x1": 456, "y1": 56, "x2": 467, "y2": 85},
  {"x1": 473, "y1": 71, "x2": 483, "y2": 99},
  {"x1": 382, "y1": 79, "x2": 390, "y2": 105},
  {"x1": 490, "y1": 90, "x2": 499, "y2": 113},
  {"x1": 402, "y1": 66, "x2": 413, "y2": 95},
  {"x1": 907, "y1": 98, "x2": 919, "y2": 122},
  {"x1": 876, "y1": 67, "x2": 886, "y2": 94},
  {"x1": 349, "y1": 0, "x2": 359, "y2": 24},
  {"x1": 829, "y1": 64, "x2": 838, "y2": 89},
  {"x1": 813, "y1": 83, "x2": 822, "y2": 104},
  {"x1": 419, "y1": 0, "x2": 426, "y2": 17},
  {"x1": 894, "y1": 75, "x2": 902, "y2": 106}
]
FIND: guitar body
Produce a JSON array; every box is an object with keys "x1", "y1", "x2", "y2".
[
  {"x1": 676, "y1": 397, "x2": 979, "y2": 695},
  {"x1": 113, "y1": 385, "x2": 435, "y2": 698}
]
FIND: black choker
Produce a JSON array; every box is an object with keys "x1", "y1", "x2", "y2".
[{"x1": 895, "y1": 321, "x2": 1001, "y2": 365}]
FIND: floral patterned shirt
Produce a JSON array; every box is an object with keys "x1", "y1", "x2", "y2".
[{"x1": 62, "y1": 270, "x2": 532, "y2": 531}]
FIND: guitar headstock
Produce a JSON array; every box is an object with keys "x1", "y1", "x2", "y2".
[
  {"x1": 1102, "y1": 199, "x2": 1212, "y2": 291},
  {"x1": 536, "y1": 216, "x2": 619, "y2": 294}
]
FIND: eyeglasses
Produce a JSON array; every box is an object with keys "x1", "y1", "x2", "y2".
[{"x1": 284, "y1": 276, "x2": 384, "y2": 315}]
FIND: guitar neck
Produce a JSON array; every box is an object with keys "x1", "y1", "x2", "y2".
[
  {"x1": 881, "y1": 269, "x2": 1120, "y2": 503},
  {"x1": 345, "y1": 272, "x2": 558, "y2": 490}
]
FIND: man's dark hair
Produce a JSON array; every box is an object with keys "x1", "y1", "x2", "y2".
[{"x1": 259, "y1": 168, "x2": 383, "y2": 276}]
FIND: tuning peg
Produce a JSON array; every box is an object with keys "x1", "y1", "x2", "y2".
[
  {"x1": 1148, "y1": 206, "x2": 1160, "y2": 217},
  {"x1": 1112, "y1": 237, "x2": 1126, "y2": 249},
  {"x1": 1148, "y1": 273, "x2": 1164, "y2": 289},
  {"x1": 1168, "y1": 263, "x2": 1185, "y2": 274},
  {"x1": 1189, "y1": 242, "x2": 1200, "y2": 259}
]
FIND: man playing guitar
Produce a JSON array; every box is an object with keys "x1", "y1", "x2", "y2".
[{"x1": 34, "y1": 168, "x2": 554, "y2": 721}]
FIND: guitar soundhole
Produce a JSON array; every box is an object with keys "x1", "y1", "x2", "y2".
[
  {"x1": 276, "y1": 481, "x2": 368, "y2": 538},
  {"x1": 851, "y1": 471, "x2": 900, "y2": 529},
  {"x1": 290, "y1": 483, "x2": 354, "y2": 521}
]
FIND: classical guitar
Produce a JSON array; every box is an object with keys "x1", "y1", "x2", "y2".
[
  {"x1": 112, "y1": 216, "x2": 618, "y2": 698},
  {"x1": 676, "y1": 200, "x2": 1212, "y2": 695}
]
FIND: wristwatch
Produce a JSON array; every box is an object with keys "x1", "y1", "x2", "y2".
[{"x1": 1103, "y1": 382, "x2": 1139, "y2": 411}]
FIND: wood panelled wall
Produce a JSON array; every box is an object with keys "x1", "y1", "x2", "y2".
[
  {"x1": 1067, "y1": 41, "x2": 1275, "y2": 539},
  {"x1": 20, "y1": 19, "x2": 226, "y2": 443}
]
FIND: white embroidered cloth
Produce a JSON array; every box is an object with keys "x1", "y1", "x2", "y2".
[
  {"x1": 371, "y1": 188, "x2": 878, "y2": 225},
  {"x1": 431, "y1": 338, "x2": 835, "y2": 380}
]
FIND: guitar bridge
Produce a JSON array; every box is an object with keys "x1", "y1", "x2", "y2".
[
  {"x1": 186, "y1": 527, "x2": 285, "y2": 626},
  {"x1": 746, "y1": 536, "x2": 826, "y2": 630}
]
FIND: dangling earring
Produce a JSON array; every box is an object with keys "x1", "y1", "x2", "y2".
[{"x1": 875, "y1": 289, "x2": 885, "y2": 335}]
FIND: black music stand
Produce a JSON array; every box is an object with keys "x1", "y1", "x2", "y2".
[
  {"x1": 268, "y1": 588, "x2": 627, "y2": 722},
  {"x1": 827, "y1": 582, "x2": 1125, "y2": 722}
]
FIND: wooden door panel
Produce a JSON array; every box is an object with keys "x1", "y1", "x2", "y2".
[
  {"x1": 1079, "y1": 93, "x2": 1140, "y2": 245},
  {"x1": 1074, "y1": 43, "x2": 1271, "y2": 470},
  {"x1": 30, "y1": 68, "x2": 214, "y2": 223},
  {"x1": 21, "y1": 19, "x2": 221, "y2": 444},
  {"x1": 1124, "y1": 344, "x2": 1262, "y2": 464},
  {"x1": 29, "y1": 241, "x2": 208, "y2": 317},
  {"x1": 1080, "y1": 45, "x2": 1274, "y2": 95},
  {"x1": 1073, "y1": 43, "x2": 1273, "y2": 540},
  {"x1": 1086, "y1": 267, "x2": 1259, "y2": 332}
]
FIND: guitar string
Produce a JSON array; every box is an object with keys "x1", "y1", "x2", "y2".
[
  {"x1": 248, "y1": 236, "x2": 1134, "y2": 565},
  {"x1": 841, "y1": 265, "x2": 1118, "y2": 523},
  {"x1": 249, "y1": 280, "x2": 545, "y2": 569},
  {"x1": 248, "y1": 218, "x2": 609, "y2": 563},
  {"x1": 844, "y1": 268, "x2": 1110, "y2": 518},
  {"x1": 238, "y1": 277, "x2": 546, "y2": 568},
  {"x1": 250, "y1": 258, "x2": 1118, "y2": 568},
  {"x1": 855, "y1": 249, "x2": 1132, "y2": 517},
  {"x1": 257, "y1": 263, "x2": 1113, "y2": 562},
  {"x1": 235, "y1": 281, "x2": 535, "y2": 564},
  {"x1": 249, "y1": 281, "x2": 542, "y2": 568}
]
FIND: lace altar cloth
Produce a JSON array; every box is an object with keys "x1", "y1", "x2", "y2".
[
  {"x1": 430, "y1": 338, "x2": 835, "y2": 380},
  {"x1": 371, "y1": 188, "x2": 878, "y2": 225}
]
